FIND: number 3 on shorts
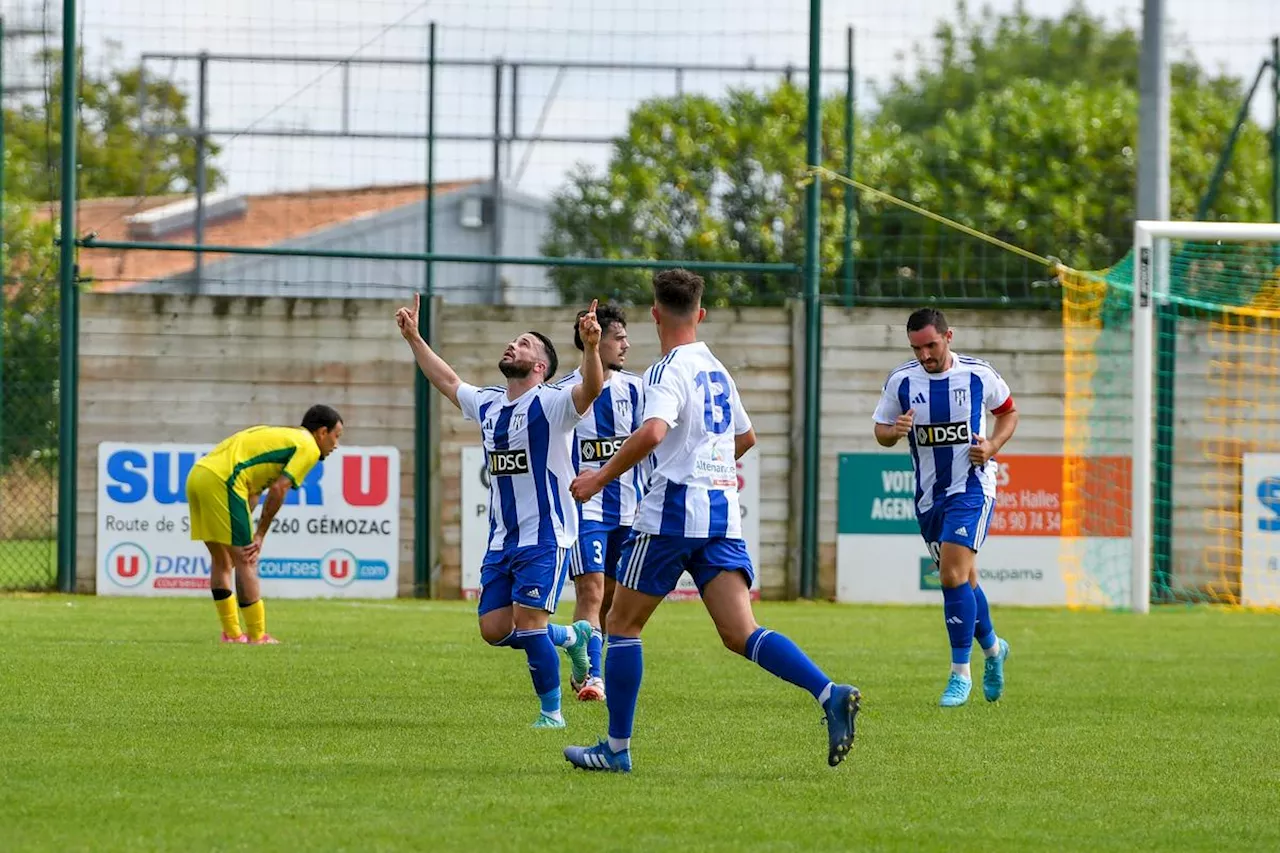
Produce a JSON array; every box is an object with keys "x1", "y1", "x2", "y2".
[{"x1": 592, "y1": 539, "x2": 604, "y2": 567}]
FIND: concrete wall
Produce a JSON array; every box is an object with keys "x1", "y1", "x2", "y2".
[
  {"x1": 76, "y1": 293, "x2": 418, "y2": 593},
  {"x1": 86, "y1": 292, "x2": 1205, "y2": 598}
]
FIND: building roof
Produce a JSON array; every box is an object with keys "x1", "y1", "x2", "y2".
[{"x1": 39, "y1": 180, "x2": 479, "y2": 291}]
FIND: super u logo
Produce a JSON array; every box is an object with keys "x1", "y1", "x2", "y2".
[
  {"x1": 321, "y1": 549, "x2": 359, "y2": 588},
  {"x1": 103, "y1": 449, "x2": 391, "y2": 507},
  {"x1": 105, "y1": 542, "x2": 151, "y2": 588}
]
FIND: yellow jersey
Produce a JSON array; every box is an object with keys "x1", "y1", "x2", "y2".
[{"x1": 194, "y1": 425, "x2": 322, "y2": 496}]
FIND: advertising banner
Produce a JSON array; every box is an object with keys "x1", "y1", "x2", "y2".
[{"x1": 97, "y1": 442, "x2": 400, "y2": 598}]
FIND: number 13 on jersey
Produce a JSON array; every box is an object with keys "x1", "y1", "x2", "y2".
[{"x1": 695, "y1": 370, "x2": 732, "y2": 434}]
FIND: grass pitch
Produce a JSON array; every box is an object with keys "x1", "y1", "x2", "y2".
[{"x1": 2, "y1": 596, "x2": 1277, "y2": 852}]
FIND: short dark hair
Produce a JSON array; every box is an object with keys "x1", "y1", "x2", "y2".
[
  {"x1": 574, "y1": 303, "x2": 627, "y2": 351},
  {"x1": 528, "y1": 330, "x2": 559, "y2": 380},
  {"x1": 652, "y1": 268, "x2": 704, "y2": 315},
  {"x1": 906, "y1": 307, "x2": 949, "y2": 335},
  {"x1": 302, "y1": 404, "x2": 342, "y2": 432}
]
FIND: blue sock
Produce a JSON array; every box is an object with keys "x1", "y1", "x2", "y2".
[
  {"x1": 942, "y1": 584, "x2": 976, "y2": 666},
  {"x1": 744, "y1": 627, "x2": 834, "y2": 702},
  {"x1": 546, "y1": 623, "x2": 572, "y2": 648},
  {"x1": 516, "y1": 629, "x2": 561, "y2": 714},
  {"x1": 604, "y1": 636, "x2": 643, "y2": 741},
  {"x1": 972, "y1": 584, "x2": 997, "y2": 651},
  {"x1": 587, "y1": 628, "x2": 604, "y2": 679}
]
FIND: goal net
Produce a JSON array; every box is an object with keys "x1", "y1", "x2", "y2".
[{"x1": 1061, "y1": 222, "x2": 1280, "y2": 611}]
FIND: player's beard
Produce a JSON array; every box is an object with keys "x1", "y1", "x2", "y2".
[
  {"x1": 606, "y1": 360, "x2": 626, "y2": 373},
  {"x1": 498, "y1": 359, "x2": 531, "y2": 379}
]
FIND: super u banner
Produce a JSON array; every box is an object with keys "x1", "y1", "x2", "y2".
[{"x1": 96, "y1": 442, "x2": 400, "y2": 598}]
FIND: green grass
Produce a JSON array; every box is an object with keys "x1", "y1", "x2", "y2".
[
  {"x1": 0, "y1": 539, "x2": 56, "y2": 590},
  {"x1": 2, "y1": 597, "x2": 1278, "y2": 852}
]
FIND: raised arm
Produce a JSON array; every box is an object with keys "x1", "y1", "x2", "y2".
[
  {"x1": 571, "y1": 299, "x2": 604, "y2": 415},
  {"x1": 396, "y1": 293, "x2": 464, "y2": 409}
]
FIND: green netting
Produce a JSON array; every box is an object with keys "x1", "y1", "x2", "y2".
[{"x1": 1064, "y1": 239, "x2": 1280, "y2": 609}]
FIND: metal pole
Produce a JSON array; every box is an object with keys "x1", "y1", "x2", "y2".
[
  {"x1": 509, "y1": 64, "x2": 518, "y2": 186},
  {"x1": 193, "y1": 51, "x2": 208, "y2": 292},
  {"x1": 341, "y1": 60, "x2": 350, "y2": 135},
  {"x1": 842, "y1": 26, "x2": 855, "y2": 307},
  {"x1": 1195, "y1": 59, "x2": 1269, "y2": 220},
  {"x1": 57, "y1": 0, "x2": 79, "y2": 593},
  {"x1": 1272, "y1": 38, "x2": 1279, "y2": 226},
  {"x1": 414, "y1": 21, "x2": 437, "y2": 599},
  {"x1": 0, "y1": 15, "x2": 6, "y2": 468},
  {"x1": 800, "y1": 0, "x2": 823, "y2": 599},
  {"x1": 77, "y1": 237, "x2": 802, "y2": 274},
  {"x1": 1138, "y1": 0, "x2": 1170, "y2": 606},
  {"x1": 491, "y1": 61, "x2": 504, "y2": 300}
]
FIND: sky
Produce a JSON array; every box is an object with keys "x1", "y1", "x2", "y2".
[{"x1": 2, "y1": 0, "x2": 1278, "y2": 199}]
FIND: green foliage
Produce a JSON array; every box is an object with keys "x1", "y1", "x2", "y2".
[
  {"x1": 5, "y1": 53, "x2": 223, "y2": 201},
  {"x1": 542, "y1": 85, "x2": 849, "y2": 307},
  {"x1": 2, "y1": 54, "x2": 218, "y2": 466},
  {"x1": 543, "y1": 0, "x2": 1275, "y2": 306},
  {"x1": 1, "y1": 204, "x2": 59, "y2": 467}
]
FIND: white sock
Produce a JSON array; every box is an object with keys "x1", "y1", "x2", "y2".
[
  {"x1": 983, "y1": 636, "x2": 1002, "y2": 658},
  {"x1": 951, "y1": 663, "x2": 972, "y2": 679},
  {"x1": 817, "y1": 682, "x2": 834, "y2": 707},
  {"x1": 608, "y1": 737, "x2": 630, "y2": 753},
  {"x1": 543, "y1": 709, "x2": 564, "y2": 722}
]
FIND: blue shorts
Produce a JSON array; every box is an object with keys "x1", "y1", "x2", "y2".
[
  {"x1": 570, "y1": 521, "x2": 632, "y2": 580},
  {"x1": 615, "y1": 531, "x2": 756, "y2": 598},
  {"x1": 917, "y1": 491, "x2": 995, "y2": 564},
  {"x1": 478, "y1": 542, "x2": 570, "y2": 616}
]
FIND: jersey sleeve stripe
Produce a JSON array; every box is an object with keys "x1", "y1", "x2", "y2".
[{"x1": 991, "y1": 396, "x2": 1015, "y2": 416}]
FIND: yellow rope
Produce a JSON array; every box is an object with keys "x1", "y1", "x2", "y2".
[{"x1": 804, "y1": 165, "x2": 1094, "y2": 278}]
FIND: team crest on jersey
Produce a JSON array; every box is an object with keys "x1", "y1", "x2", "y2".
[
  {"x1": 953, "y1": 388, "x2": 969, "y2": 406},
  {"x1": 482, "y1": 412, "x2": 527, "y2": 435},
  {"x1": 614, "y1": 398, "x2": 633, "y2": 422}
]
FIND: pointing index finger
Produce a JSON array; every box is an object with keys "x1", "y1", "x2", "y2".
[{"x1": 589, "y1": 299, "x2": 598, "y2": 314}]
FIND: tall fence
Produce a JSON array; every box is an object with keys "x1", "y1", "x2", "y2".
[
  {"x1": 75, "y1": 293, "x2": 1066, "y2": 598},
  {"x1": 3, "y1": 0, "x2": 1280, "y2": 596}
]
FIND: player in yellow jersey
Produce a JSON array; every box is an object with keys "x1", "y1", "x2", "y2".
[{"x1": 185, "y1": 404, "x2": 344, "y2": 644}]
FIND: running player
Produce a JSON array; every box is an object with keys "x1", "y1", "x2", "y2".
[
  {"x1": 563, "y1": 269, "x2": 861, "y2": 773},
  {"x1": 395, "y1": 294, "x2": 600, "y2": 729},
  {"x1": 873, "y1": 307, "x2": 1016, "y2": 707},
  {"x1": 186, "y1": 404, "x2": 343, "y2": 644},
  {"x1": 556, "y1": 303, "x2": 645, "y2": 702}
]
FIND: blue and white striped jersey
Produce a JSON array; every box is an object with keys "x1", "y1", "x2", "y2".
[
  {"x1": 873, "y1": 353, "x2": 1014, "y2": 515},
  {"x1": 557, "y1": 367, "x2": 646, "y2": 527},
  {"x1": 634, "y1": 342, "x2": 751, "y2": 539},
  {"x1": 457, "y1": 382, "x2": 583, "y2": 551}
]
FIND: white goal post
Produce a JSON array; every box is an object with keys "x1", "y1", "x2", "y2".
[{"x1": 1130, "y1": 220, "x2": 1280, "y2": 613}]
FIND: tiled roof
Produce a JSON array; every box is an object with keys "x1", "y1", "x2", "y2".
[{"x1": 36, "y1": 180, "x2": 478, "y2": 291}]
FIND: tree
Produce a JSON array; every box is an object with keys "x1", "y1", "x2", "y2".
[
  {"x1": 2, "y1": 56, "x2": 219, "y2": 465},
  {"x1": 6, "y1": 54, "x2": 223, "y2": 201},
  {"x1": 542, "y1": 85, "x2": 852, "y2": 307},
  {"x1": 542, "y1": 1, "x2": 1274, "y2": 305}
]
